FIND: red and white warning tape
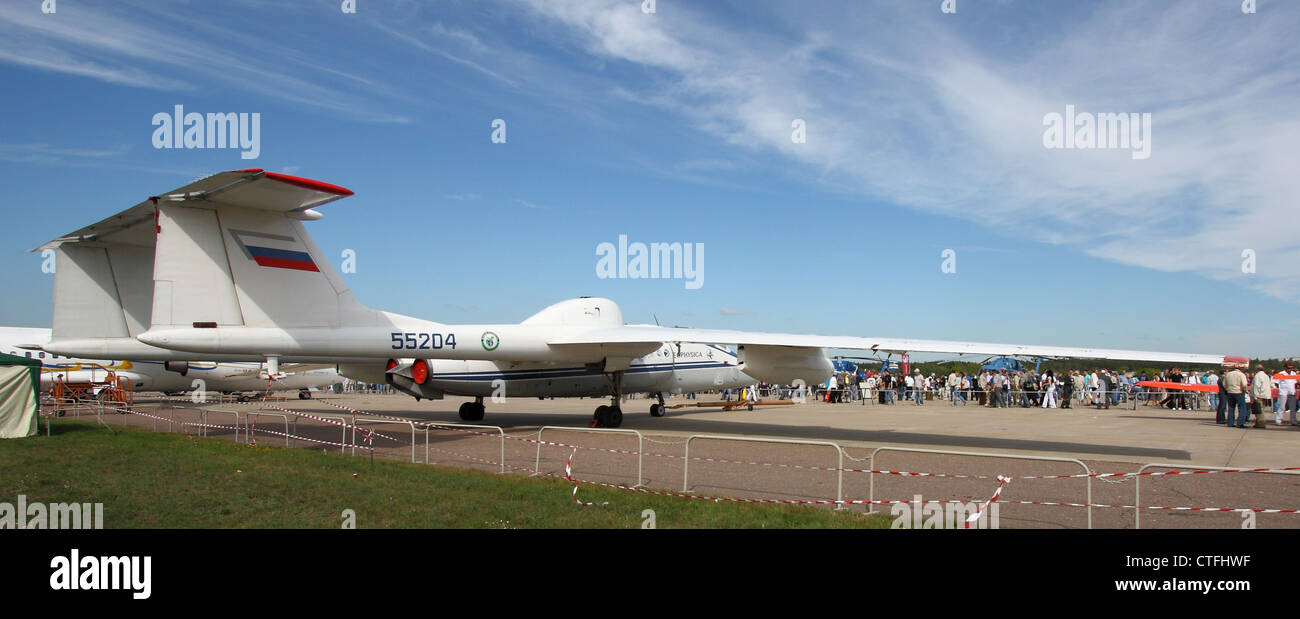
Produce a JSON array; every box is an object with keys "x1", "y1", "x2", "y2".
[
  {"x1": 963, "y1": 475, "x2": 1008, "y2": 528},
  {"x1": 259, "y1": 404, "x2": 405, "y2": 444}
]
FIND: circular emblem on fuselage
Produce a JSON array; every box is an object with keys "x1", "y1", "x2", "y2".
[{"x1": 481, "y1": 331, "x2": 500, "y2": 351}]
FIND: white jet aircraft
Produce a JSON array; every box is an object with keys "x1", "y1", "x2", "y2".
[
  {"x1": 1, "y1": 326, "x2": 341, "y2": 399},
  {"x1": 39, "y1": 170, "x2": 1229, "y2": 427},
  {"x1": 374, "y1": 340, "x2": 760, "y2": 424}
]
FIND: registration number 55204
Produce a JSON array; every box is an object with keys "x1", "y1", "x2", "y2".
[{"x1": 390, "y1": 332, "x2": 457, "y2": 350}]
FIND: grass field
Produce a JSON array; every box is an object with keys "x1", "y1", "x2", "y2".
[{"x1": 1, "y1": 420, "x2": 892, "y2": 529}]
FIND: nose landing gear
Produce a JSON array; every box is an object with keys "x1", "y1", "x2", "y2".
[{"x1": 650, "y1": 392, "x2": 667, "y2": 417}]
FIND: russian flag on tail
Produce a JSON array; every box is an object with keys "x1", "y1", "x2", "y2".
[
  {"x1": 229, "y1": 229, "x2": 319, "y2": 272},
  {"x1": 245, "y1": 245, "x2": 318, "y2": 271}
]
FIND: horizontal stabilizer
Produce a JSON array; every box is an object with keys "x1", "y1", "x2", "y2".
[{"x1": 35, "y1": 168, "x2": 352, "y2": 252}]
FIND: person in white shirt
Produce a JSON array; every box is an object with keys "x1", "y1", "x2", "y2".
[
  {"x1": 1279, "y1": 363, "x2": 1298, "y2": 426},
  {"x1": 1041, "y1": 371, "x2": 1058, "y2": 409},
  {"x1": 1206, "y1": 371, "x2": 1220, "y2": 411},
  {"x1": 1185, "y1": 371, "x2": 1199, "y2": 410}
]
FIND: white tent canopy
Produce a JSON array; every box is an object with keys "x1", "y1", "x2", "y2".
[{"x1": 0, "y1": 354, "x2": 40, "y2": 439}]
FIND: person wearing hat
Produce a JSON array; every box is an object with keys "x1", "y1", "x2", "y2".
[
  {"x1": 1223, "y1": 364, "x2": 1250, "y2": 428},
  {"x1": 913, "y1": 369, "x2": 925, "y2": 406}
]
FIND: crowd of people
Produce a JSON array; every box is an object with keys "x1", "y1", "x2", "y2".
[{"x1": 803, "y1": 362, "x2": 1299, "y2": 428}]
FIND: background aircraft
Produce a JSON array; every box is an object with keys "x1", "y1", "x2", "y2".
[{"x1": 1, "y1": 326, "x2": 341, "y2": 399}]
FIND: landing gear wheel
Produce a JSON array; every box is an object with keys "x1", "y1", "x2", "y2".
[
  {"x1": 594, "y1": 370, "x2": 627, "y2": 427},
  {"x1": 650, "y1": 403, "x2": 666, "y2": 417},
  {"x1": 601, "y1": 406, "x2": 624, "y2": 427},
  {"x1": 298, "y1": 390, "x2": 311, "y2": 400},
  {"x1": 593, "y1": 405, "x2": 623, "y2": 427},
  {"x1": 747, "y1": 404, "x2": 754, "y2": 411},
  {"x1": 459, "y1": 401, "x2": 485, "y2": 421}
]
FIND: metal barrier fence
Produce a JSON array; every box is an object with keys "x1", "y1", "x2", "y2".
[
  {"x1": 307, "y1": 413, "x2": 353, "y2": 453},
  {"x1": 867, "y1": 446, "x2": 1093, "y2": 528},
  {"x1": 534, "y1": 426, "x2": 644, "y2": 487},
  {"x1": 41, "y1": 397, "x2": 97, "y2": 421},
  {"x1": 245, "y1": 411, "x2": 292, "y2": 447},
  {"x1": 353, "y1": 418, "x2": 418, "y2": 463},
  {"x1": 683, "y1": 434, "x2": 845, "y2": 508},
  {"x1": 1133, "y1": 463, "x2": 1300, "y2": 529},
  {"x1": 202, "y1": 408, "x2": 243, "y2": 442},
  {"x1": 423, "y1": 422, "x2": 506, "y2": 474}
]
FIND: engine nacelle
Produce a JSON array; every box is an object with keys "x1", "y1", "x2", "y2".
[
  {"x1": 384, "y1": 358, "x2": 445, "y2": 401},
  {"x1": 737, "y1": 345, "x2": 833, "y2": 385},
  {"x1": 164, "y1": 361, "x2": 188, "y2": 376}
]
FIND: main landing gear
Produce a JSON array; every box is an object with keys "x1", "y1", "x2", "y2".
[
  {"x1": 592, "y1": 370, "x2": 626, "y2": 428},
  {"x1": 459, "y1": 396, "x2": 486, "y2": 421}
]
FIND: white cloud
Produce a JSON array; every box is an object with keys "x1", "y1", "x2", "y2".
[
  {"x1": 0, "y1": 2, "x2": 409, "y2": 123},
  {"x1": 506, "y1": 0, "x2": 1300, "y2": 302}
]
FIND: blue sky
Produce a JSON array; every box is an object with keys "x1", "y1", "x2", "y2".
[{"x1": 0, "y1": 0, "x2": 1297, "y2": 358}]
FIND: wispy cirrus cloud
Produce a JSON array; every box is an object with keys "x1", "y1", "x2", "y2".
[
  {"x1": 0, "y1": 1, "x2": 409, "y2": 123},
  {"x1": 500, "y1": 0, "x2": 1300, "y2": 302},
  {"x1": 0, "y1": 141, "x2": 200, "y2": 175},
  {"x1": 0, "y1": 142, "x2": 128, "y2": 163}
]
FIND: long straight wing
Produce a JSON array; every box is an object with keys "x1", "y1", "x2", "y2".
[{"x1": 549, "y1": 326, "x2": 1227, "y2": 365}]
